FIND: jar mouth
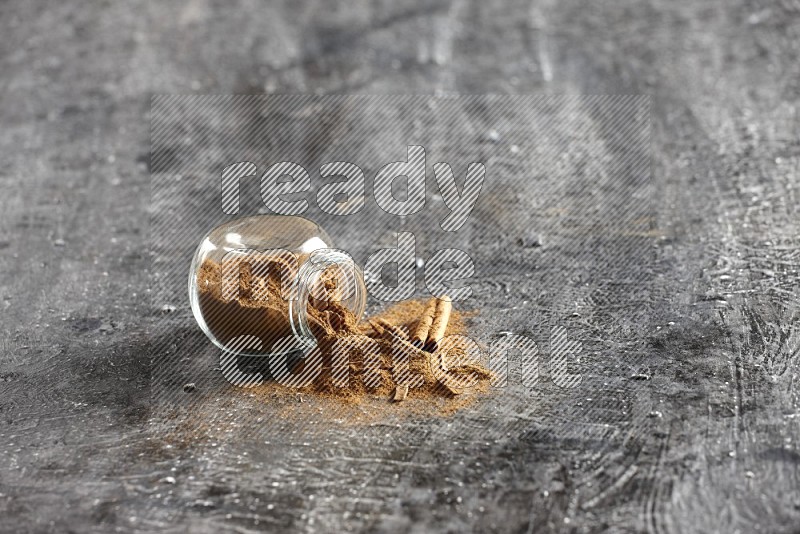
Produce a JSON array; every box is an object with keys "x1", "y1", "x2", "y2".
[{"x1": 289, "y1": 248, "x2": 367, "y2": 347}]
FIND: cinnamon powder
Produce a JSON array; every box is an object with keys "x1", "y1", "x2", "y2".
[
  {"x1": 196, "y1": 256, "x2": 294, "y2": 352},
  {"x1": 196, "y1": 258, "x2": 494, "y2": 415}
]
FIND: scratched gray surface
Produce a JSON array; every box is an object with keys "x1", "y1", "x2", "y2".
[{"x1": 1, "y1": 1, "x2": 799, "y2": 533}]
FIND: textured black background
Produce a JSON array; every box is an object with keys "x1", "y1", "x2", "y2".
[{"x1": 1, "y1": 1, "x2": 799, "y2": 532}]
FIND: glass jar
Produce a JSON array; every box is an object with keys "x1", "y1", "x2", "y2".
[{"x1": 188, "y1": 215, "x2": 367, "y2": 356}]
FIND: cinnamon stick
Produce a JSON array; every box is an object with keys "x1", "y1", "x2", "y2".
[
  {"x1": 411, "y1": 297, "x2": 438, "y2": 348},
  {"x1": 372, "y1": 318, "x2": 409, "y2": 341},
  {"x1": 424, "y1": 297, "x2": 452, "y2": 353},
  {"x1": 372, "y1": 317, "x2": 462, "y2": 395}
]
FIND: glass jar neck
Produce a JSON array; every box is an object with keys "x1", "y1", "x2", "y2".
[{"x1": 288, "y1": 249, "x2": 367, "y2": 348}]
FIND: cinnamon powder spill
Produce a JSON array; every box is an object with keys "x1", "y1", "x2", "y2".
[{"x1": 195, "y1": 258, "x2": 494, "y2": 423}]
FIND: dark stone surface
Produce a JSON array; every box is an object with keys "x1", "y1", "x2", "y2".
[{"x1": 1, "y1": 1, "x2": 799, "y2": 532}]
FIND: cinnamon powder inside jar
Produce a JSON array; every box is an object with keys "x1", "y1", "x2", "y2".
[{"x1": 196, "y1": 257, "x2": 295, "y2": 353}]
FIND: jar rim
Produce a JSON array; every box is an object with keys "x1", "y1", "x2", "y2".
[{"x1": 289, "y1": 248, "x2": 367, "y2": 347}]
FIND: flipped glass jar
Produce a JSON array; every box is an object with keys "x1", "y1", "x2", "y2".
[{"x1": 188, "y1": 215, "x2": 366, "y2": 356}]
